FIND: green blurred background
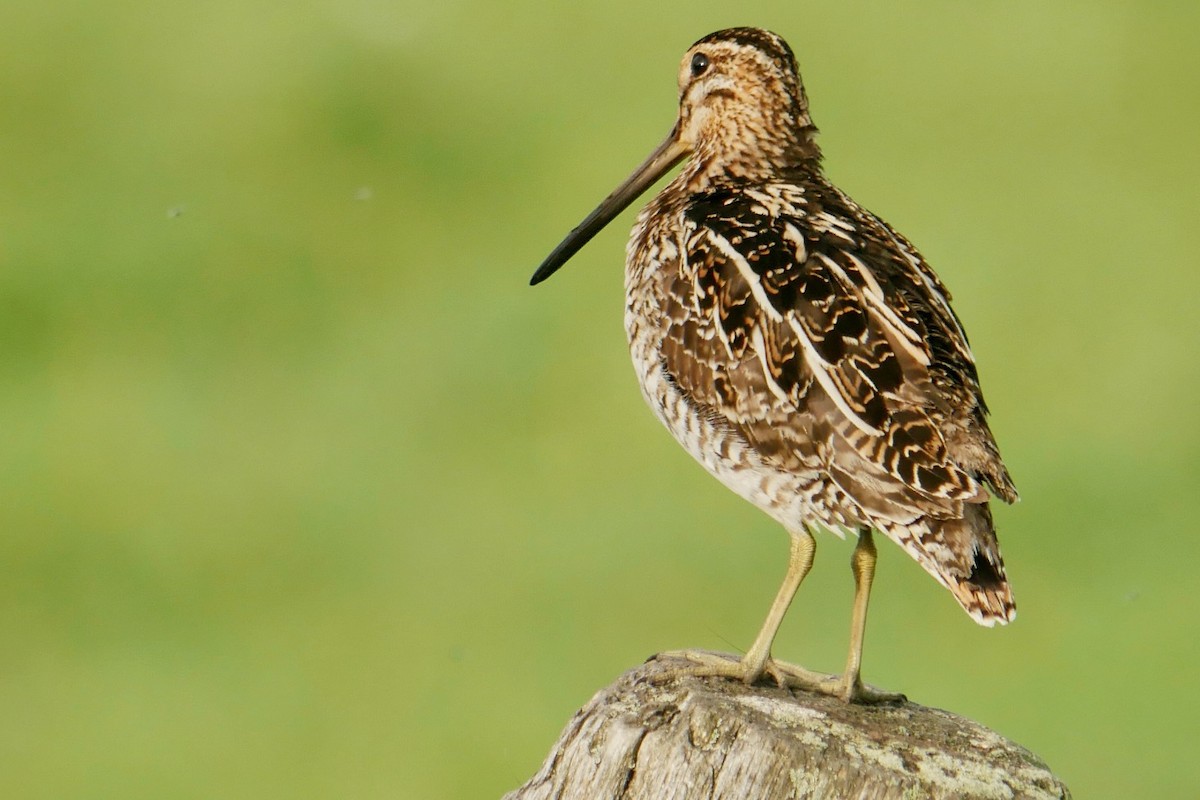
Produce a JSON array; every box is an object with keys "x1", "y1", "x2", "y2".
[{"x1": 1, "y1": 1, "x2": 1196, "y2": 797}]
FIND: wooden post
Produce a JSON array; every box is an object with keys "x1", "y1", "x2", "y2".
[{"x1": 504, "y1": 653, "x2": 1071, "y2": 800}]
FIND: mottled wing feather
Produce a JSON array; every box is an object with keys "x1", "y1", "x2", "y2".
[
  {"x1": 661, "y1": 181, "x2": 1013, "y2": 514},
  {"x1": 652, "y1": 177, "x2": 1017, "y2": 623}
]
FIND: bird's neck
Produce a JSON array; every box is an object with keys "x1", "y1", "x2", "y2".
[{"x1": 679, "y1": 118, "x2": 821, "y2": 192}]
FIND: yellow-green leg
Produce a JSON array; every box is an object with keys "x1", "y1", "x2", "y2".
[
  {"x1": 832, "y1": 528, "x2": 904, "y2": 703},
  {"x1": 653, "y1": 526, "x2": 904, "y2": 704},
  {"x1": 738, "y1": 527, "x2": 825, "y2": 685},
  {"x1": 657, "y1": 528, "x2": 828, "y2": 688}
]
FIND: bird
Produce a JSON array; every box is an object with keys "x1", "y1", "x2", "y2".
[{"x1": 530, "y1": 27, "x2": 1017, "y2": 703}]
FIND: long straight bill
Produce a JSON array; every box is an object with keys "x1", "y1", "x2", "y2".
[{"x1": 530, "y1": 131, "x2": 688, "y2": 285}]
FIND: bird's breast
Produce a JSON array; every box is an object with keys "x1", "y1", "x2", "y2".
[{"x1": 620, "y1": 212, "x2": 844, "y2": 532}]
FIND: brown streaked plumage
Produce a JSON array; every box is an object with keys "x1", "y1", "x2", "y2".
[{"x1": 531, "y1": 27, "x2": 1017, "y2": 703}]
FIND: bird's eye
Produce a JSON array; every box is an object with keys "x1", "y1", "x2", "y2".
[{"x1": 690, "y1": 52, "x2": 710, "y2": 77}]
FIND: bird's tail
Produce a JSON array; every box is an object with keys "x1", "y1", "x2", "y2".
[{"x1": 884, "y1": 502, "x2": 1015, "y2": 626}]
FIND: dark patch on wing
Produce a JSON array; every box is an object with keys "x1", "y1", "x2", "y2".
[{"x1": 966, "y1": 547, "x2": 1006, "y2": 590}]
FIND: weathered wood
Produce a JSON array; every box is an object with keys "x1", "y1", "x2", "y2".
[{"x1": 505, "y1": 653, "x2": 1070, "y2": 800}]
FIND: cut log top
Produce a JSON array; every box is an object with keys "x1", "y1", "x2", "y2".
[{"x1": 504, "y1": 653, "x2": 1071, "y2": 800}]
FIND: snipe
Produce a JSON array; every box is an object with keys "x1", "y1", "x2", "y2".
[{"x1": 531, "y1": 27, "x2": 1017, "y2": 703}]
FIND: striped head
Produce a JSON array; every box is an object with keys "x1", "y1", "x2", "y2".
[
  {"x1": 675, "y1": 28, "x2": 820, "y2": 179},
  {"x1": 531, "y1": 28, "x2": 820, "y2": 285}
]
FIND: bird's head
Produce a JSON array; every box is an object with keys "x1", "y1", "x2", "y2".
[
  {"x1": 531, "y1": 28, "x2": 819, "y2": 286},
  {"x1": 673, "y1": 28, "x2": 819, "y2": 176}
]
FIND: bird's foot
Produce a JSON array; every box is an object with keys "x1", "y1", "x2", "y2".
[
  {"x1": 648, "y1": 649, "x2": 828, "y2": 691},
  {"x1": 647, "y1": 650, "x2": 904, "y2": 704},
  {"x1": 809, "y1": 670, "x2": 906, "y2": 705},
  {"x1": 759, "y1": 659, "x2": 903, "y2": 703}
]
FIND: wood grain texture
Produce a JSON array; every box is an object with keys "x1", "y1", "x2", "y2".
[{"x1": 504, "y1": 654, "x2": 1070, "y2": 800}]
